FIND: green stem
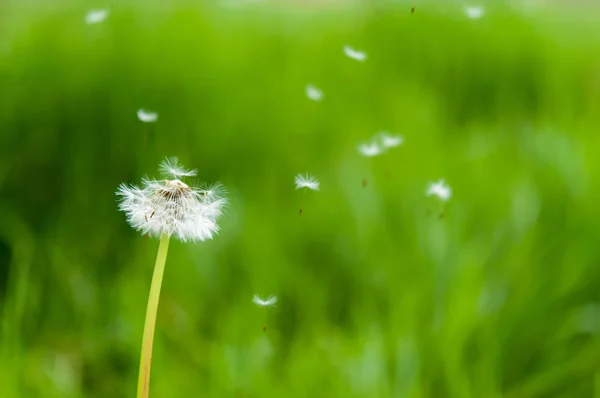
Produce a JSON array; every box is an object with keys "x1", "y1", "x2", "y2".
[{"x1": 137, "y1": 234, "x2": 170, "y2": 398}]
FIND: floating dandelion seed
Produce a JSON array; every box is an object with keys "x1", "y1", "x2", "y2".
[
  {"x1": 343, "y1": 45, "x2": 367, "y2": 62},
  {"x1": 85, "y1": 9, "x2": 109, "y2": 24},
  {"x1": 253, "y1": 294, "x2": 278, "y2": 307},
  {"x1": 159, "y1": 156, "x2": 198, "y2": 178},
  {"x1": 357, "y1": 141, "x2": 384, "y2": 188},
  {"x1": 357, "y1": 141, "x2": 384, "y2": 157},
  {"x1": 376, "y1": 132, "x2": 404, "y2": 178},
  {"x1": 295, "y1": 174, "x2": 319, "y2": 215},
  {"x1": 306, "y1": 84, "x2": 324, "y2": 102},
  {"x1": 116, "y1": 158, "x2": 227, "y2": 398},
  {"x1": 426, "y1": 179, "x2": 451, "y2": 218},
  {"x1": 295, "y1": 174, "x2": 320, "y2": 191},
  {"x1": 137, "y1": 109, "x2": 158, "y2": 123},
  {"x1": 378, "y1": 132, "x2": 405, "y2": 149},
  {"x1": 253, "y1": 294, "x2": 277, "y2": 332},
  {"x1": 465, "y1": 6, "x2": 484, "y2": 19},
  {"x1": 426, "y1": 179, "x2": 452, "y2": 201}
]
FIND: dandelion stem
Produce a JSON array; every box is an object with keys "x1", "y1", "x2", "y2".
[{"x1": 137, "y1": 234, "x2": 170, "y2": 398}]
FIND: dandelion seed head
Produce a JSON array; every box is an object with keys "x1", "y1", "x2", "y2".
[
  {"x1": 305, "y1": 84, "x2": 324, "y2": 102},
  {"x1": 116, "y1": 158, "x2": 227, "y2": 242},
  {"x1": 253, "y1": 294, "x2": 277, "y2": 307},
  {"x1": 137, "y1": 109, "x2": 158, "y2": 123},
  {"x1": 85, "y1": 9, "x2": 109, "y2": 24},
  {"x1": 358, "y1": 141, "x2": 384, "y2": 157},
  {"x1": 426, "y1": 179, "x2": 452, "y2": 201},
  {"x1": 465, "y1": 6, "x2": 484, "y2": 19},
  {"x1": 295, "y1": 174, "x2": 320, "y2": 191},
  {"x1": 343, "y1": 45, "x2": 367, "y2": 62}
]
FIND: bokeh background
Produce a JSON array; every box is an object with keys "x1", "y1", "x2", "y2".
[{"x1": 2, "y1": 1, "x2": 600, "y2": 397}]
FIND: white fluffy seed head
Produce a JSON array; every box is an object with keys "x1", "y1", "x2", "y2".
[
  {"x1": 137, "y1": 109, "x2": 158, "y2": 123},
  {"x1": 344, "y1": 45, "x2": 367, "y2": 62},
  {"x1": 295, "y1": 174, "x2": 320, "y2": 191},
  {"x1": 116, "y1": 158, "x2": 227, "y2": 242},
  {"x1": 253, "y1": 294, "x2": 277, "y2": 307},
  {"x1": 426, "y1": 179, "x2": 452, "y2": 201}
]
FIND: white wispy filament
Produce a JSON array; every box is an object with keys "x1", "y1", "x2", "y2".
[
  {"x1": 85, "y1": 9, "x2": 109, "y2": 24},
  {"x1": 253, "y1": 294, "x2": 278, "y2": 307},
  {"x1": 137, "y1": 109, "x2": 159, "y2": 123},
  {"x1": 295, "y1": 174, "x2": 320, "y2": 191},
  {"x1": 116, "y1": 157, "x2": 227, "y2": 242},
  {"x1": 426, "y1": 179, "x2": 452, "y2": 201},
  {"x1": 343, "y1": 45, "x2": 367, "y2": 62}
]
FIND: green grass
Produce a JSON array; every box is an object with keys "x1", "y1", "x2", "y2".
[{"x1": 1, "y1": 2, "x2": 600, "y2": 397}]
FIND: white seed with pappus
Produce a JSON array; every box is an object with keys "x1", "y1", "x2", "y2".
[
  {"x1": 343, "y1": 45, "x2": 367, "y2": 62},
  {"x1": 253, "y1": 294, "x2": 277, "y2": 332},
  {"x1": 465, "y1": 6, "x2": 484, "y2": 19},
  {"x1": 295, "y1": 174, "x2": 320, "y2": 191},
  {"x1": 305, "y1": 84, "x2": 324, "y2": 102},
  {"x1": 116, "y1": 157, "x2": 227, "y2": 242},
  {"x1": 357, "y1": 141, "x2": 384, "y2": 157},
  {"x1": 295, "y1": 174, "x2": 319, "y2": 215},
  {"x1": 426, "y1": 179, "x2": 452, "y2": 201},
  {"x1": 379, "y1": 132, "x2": 404, "y2": 148},
  {"x1": 252, "y1": 295, "x2": 278, "y2": 307},
  {"x1": 137, "y1": 109, "x2": 158, "y2": 123},
  {"x1": 159, "y1": 157, "x2": 197, "y2": 178},
  {"x1": 85, "y1": 9, "x2": 109, "y2": 24}
]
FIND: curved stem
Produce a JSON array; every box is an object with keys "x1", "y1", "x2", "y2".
[{"x1": 137, "y1": 234, "x2": 170, "y2": 398}]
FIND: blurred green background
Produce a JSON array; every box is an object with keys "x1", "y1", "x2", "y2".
[{"x1": 2, "y1": 1, "x2": 600, "y2": 397}]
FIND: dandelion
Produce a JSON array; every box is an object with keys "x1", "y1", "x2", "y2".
[
  {"x1": 85, "y1": 9, "x2": 109, "y2": 24},
  {"x1": 116, "y1": 157, "x2": 226, "y2": 398},
  {"x1": 343, "y1": 45, "x2": 367, "y2": 62},
  {"x1": 426, "y1": 179, "x2": 451, "y2": 218},
  {"x1": 465, "y1": 6, "x2": 484, "y2": 19},
  {"x1": 305, "y1": 84, "x2": 324, "y2": 102},
  {"x1": 295, "y1": 174, "x2": 319, "y2": 215},
  {"x1": 253, "y1": 294, "x2": 277, "y2": 332},
  {"x1": 379, "y1": 132, "x2": 405, "y2": 148},
  {"x1": 137, "y1": 109, "x2": 158, "y2": 123}
]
